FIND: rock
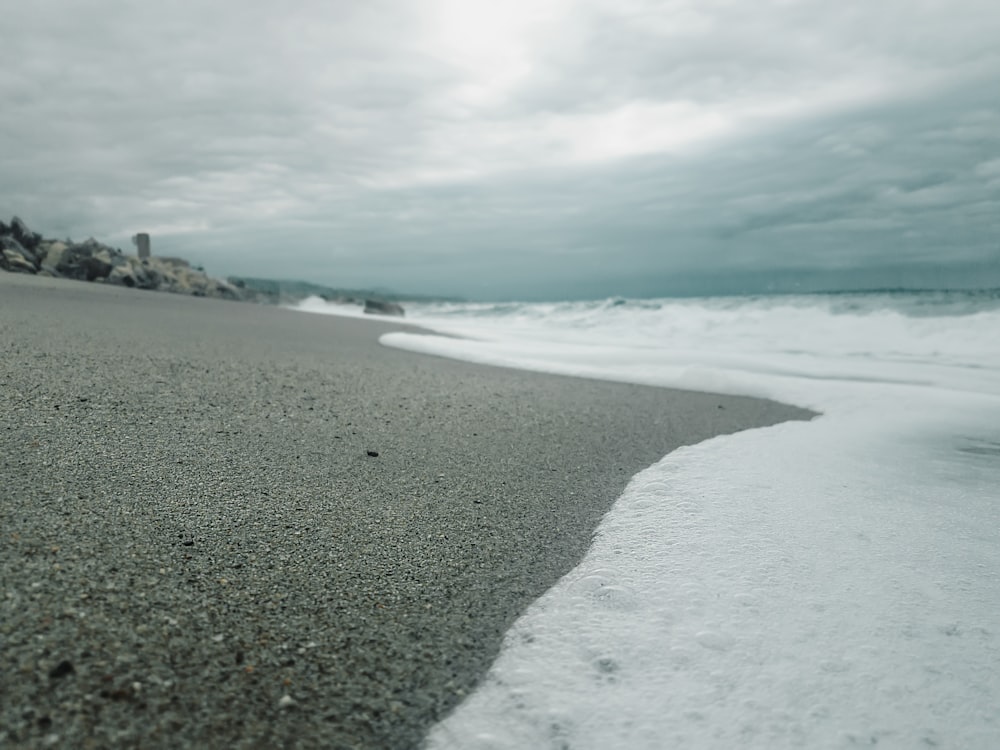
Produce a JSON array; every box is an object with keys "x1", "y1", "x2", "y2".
[
  {"x1": 107, "y1": 264, "x2": 140, "y2": 288},
  {"x1": 45, "y1": 241, "x2": 126, "y2": 281},
  {"x1": 42, "y1": 241, "x2": 69, "y2": 269},
  {"x1": 0, "y1": 217, "x2": 247, "y2": 304},
  {"x1": 48, "y1": 660, "x2": 75, "y2": 679},
  {"x1": 53, "y1": 243, "x2": 94, "y2": 280},
  {"x1": 1, "y1": 247, "x2": 38, "y2": 273},
  {"x1": 110, "y1": 257, "x2": 152, "y2": 289},
  {"x1": 1, "y1": 234, "x2": 29, "y2": 253},
  {"x1": 209, "y1": 279, "x2": 243, "y2": 301},
  {"x1": 135, "y1": 259, "x2": 161, "y2": 289},
  {"x1": 1, "y1": 236, "x2": 38, "y2": 267},
  {"x1": 83, "y1": 249, "x2": 115, "y2": 280},
  {"x1": 137, "y1": 257, "x2": 244, "y2": 299},
  {"x1": 363, "y1": 299, "x2": 405, "y2": 317},
  {"x1": 10, "y1": 216, "x2": 42, "y2": 251}
]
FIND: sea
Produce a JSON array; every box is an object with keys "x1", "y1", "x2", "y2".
[{"x1": 294, "y1": 290, "x2": 1000, "y2": 749}]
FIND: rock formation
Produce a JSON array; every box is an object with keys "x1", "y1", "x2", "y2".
[
  {"x1": 0, "y1": 216, "x2": 242, "y2": 300},
  {"x1": 0, "y1": 216, "x2": 412, "y2": 315},
  {"x1": 363, "y1": 299, "x2": 406, "y2": 317}
]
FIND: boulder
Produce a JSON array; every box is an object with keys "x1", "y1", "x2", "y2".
[
  {"x1": 50, "y1": 242, "x2": 92, "y2": 280},
  {"x1": 121, "y1": 257, "x2": 155, "y2": 289},
  {"x1": 1, "y1": 237, "x2": 39, "y2": 270},
  {"x1": 1, "y1": 235, "x2": 36, "y2": 262},
  {"x1": 1, "y1": 247, "x2": 38, "y2": 273},
  {"x1": 107, "y1": 264, "x2": 140, "y2": 288},
  {"x1": 0, "y1": 218, "x2": 247, "y2": 304},
  {"x1": 78, "y1": 248, "x2": 114, "y2": 281},
  {"x1": 137, "y1": 259, "x2": 163, "y2": 289},
  {"x1": 208, "y1": 279, "x2": 243, "y2": 301},
  {"x1": 42, "y1": 241, "x2": 69, "y2": 269},
  {"x1": 47, "y1": 241, "x2": 125, "y2": 281},
  {"x1": 9, "y1": 216, "x2": 42, "y2": 251},
  {"x1": 105, "y1": 258, "x2": 154, "y2": 290},
  {"x1": 363, "y1": 299, "x2": 405, "y2": 317},
  {"x1": 39, "y1": 264, "x2": 61, "y2": 277}
]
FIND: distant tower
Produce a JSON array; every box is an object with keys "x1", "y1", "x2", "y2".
[{"x1": 132, "y1": 233, "x2": 151, "y2": 259}]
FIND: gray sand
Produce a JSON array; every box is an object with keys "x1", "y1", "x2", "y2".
[{"x1": 0, "y1": 274, "x2": 812, "y2": 749}]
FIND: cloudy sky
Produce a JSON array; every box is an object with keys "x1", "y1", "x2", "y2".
[{"x1": 3, "y1": 0, "x2": 999, "y2": 299}]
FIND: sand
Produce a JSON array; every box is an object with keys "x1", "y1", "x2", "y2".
[{"x1": 0, "y1": 273, "x2": 812, "y2": 749}]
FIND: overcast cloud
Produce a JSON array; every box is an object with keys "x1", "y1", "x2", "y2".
[{"x1": 3, "y1": 0, "x2": 998, "y2": 299}]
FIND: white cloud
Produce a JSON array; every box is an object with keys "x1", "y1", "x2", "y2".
[
  {"x1": 1, "y1": 0, "x2": 999, "y2": 296},
  {"x1": 975, "y1": 159, "x2": 1000, "y2": 178}
]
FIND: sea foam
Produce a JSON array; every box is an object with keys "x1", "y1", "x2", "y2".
[{"x1": 297, "y1": 291, "x2": 1000, "y2": 748}]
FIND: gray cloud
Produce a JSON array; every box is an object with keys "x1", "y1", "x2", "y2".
[{"x1": 2, "y1": 0, "x2": 999, "y2": 299}]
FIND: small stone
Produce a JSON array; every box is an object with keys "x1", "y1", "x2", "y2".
[
  {"x1": 49, "y1": 660, "x2": 75, "y2": 679},
  {"x1": 278, "y1": 694, "x2": 297, "y2": 709}
]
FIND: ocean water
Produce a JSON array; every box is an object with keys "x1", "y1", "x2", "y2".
[{"x1": 295, "y1": 291, "x2": 1000, "y2": 749}]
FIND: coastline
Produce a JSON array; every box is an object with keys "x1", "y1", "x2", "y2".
[{"x1": 0, "y1": 273, "x2": 812, "y2": 748}]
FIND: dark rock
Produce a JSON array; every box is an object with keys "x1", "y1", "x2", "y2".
[
  {"x1": 1, "y1": 251, "x2": 37, "y2": 274},
  {"x1": 1, "y1": 236, "x2": 38, "y2": 266},
  {"x1": 52, "y1": 243, "x2": 94, "y2": 280},
  {"x1": 1, "y1": 235, "x2": 30, "y2": 255},
  {"x1": 48, "y1": 660, "x2": 75, "y2": 679},
  {"x1": 1, "y1": 237, "x2": 39, "y2": 273},
  {"x1": 107, "y1": 264, "x2": 138, "y2": 287},
  {"x1": 210, "y1": 280, "x2": 243, "y2": 300},
  {"x1": 82, "y1": 251, "x2": 115, "y2": 281},
  {"x1": 56, "y1": 238, "x2": 126, "y2": 281},
  {"x1": 367, "y1": 450, "x2": 380, "y2": 457},
  {"x1": 0, "y1": 220, "x2": 250, "y2": 304},
  {"x1": 138, "y1": 265, "x2": 161, "y2": 289},
  {"x1": 10, "y1": 216, "x2": 42, "y2": 251},
  {"x1": 47, "y1": 241, "x2": 123, "y2": 281},
  {"x1": 363, "y1": 299, "x2": 405, "y2": 317}
]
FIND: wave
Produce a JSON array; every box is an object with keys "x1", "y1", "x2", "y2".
[{"x1": 294, "y1": 290, "x2": 1000, "y2": 747}]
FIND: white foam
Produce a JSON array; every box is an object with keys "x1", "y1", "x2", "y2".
[
  {"x1": 424, "y1": 391, "x2": 1000, "y2": 749},
  {"x1": 287, "y1": 295, "x2": 374, "y2": 320},
  {"x1": 307, "y1": 293, "x2": 1000, "y2": 747},
  {"x1": 382, "y1": 295, "x2": 1000, "y2": 406}
]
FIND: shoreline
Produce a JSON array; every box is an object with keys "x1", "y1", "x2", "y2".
[{"x1": 1, "y1": 273, "x2": 813, "y2": 748}]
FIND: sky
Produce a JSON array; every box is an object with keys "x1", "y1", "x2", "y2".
[{"x1": 2, "y1": 0, "x2": 999, "y2": 300}]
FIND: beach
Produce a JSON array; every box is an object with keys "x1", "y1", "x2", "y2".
[{"x1": 0, "y1": 273, "x2": 811, "y2": 749}]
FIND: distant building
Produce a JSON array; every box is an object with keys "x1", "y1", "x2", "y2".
[{"x1": 132, "y1": 233, "x2": 151, "y2": 259}]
